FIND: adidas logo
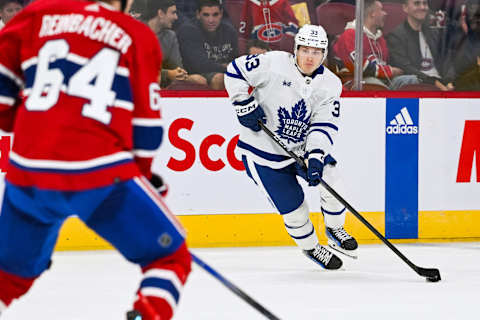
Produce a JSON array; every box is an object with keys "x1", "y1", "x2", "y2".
[{"x1": 386, "y1": 107, "x2": 418, "y2": 135}]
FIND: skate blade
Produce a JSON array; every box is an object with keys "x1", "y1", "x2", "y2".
[{"x1": 328, "y1": 241, "x2": 358, "y2": 260}]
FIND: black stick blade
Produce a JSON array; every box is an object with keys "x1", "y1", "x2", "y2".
[{"x1": 416, "y1": 267, "x2": 441, "y2": 282}]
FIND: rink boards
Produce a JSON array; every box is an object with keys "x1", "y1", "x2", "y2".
[{"x1": 0, "y1": 96, "x2": 479, "y2": 250}]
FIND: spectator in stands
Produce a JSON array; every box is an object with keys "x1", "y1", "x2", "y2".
[
  {"x1": 130, "y1": 0, "x2": 147, "y2": 19},
  {"x1": 174, "y1": 0, "x2": 198, "y2": 25},
  {"x1": 177, "y1": 0, "x2": 238, "y2": 90},
  {"x1": 333, "y1": 0, "x2": 404, "y2": 89},
  {"x1": 246, "y1": 39, "x2": 271, "y2": 55},
  {"x1": 386, "y1": 0, "x2": 455, "y2": 90},
  {"x1": 175, "y1": 0, "x2": 233, "y2": 29},
  {"x1": 238, "y1": 0, "x2": 299, "y2": 54},
  {"x1": 145, "y1": 0, "x2": 206, "y2": 88},
  {"x1": 0, "y1": 0, "x2": 22, "y2": 29},
  {"x1": 451, "y1": 0, "x2": 480, "y2": 90}
]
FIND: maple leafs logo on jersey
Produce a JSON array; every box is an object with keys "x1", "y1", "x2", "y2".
[{"x1": 276, "y1": 99, "x2": 310, "y2": 143}]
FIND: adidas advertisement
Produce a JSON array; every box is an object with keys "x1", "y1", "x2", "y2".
[
  {"x1": 385, "y1": 98, "x2": 419, "y2": 239},
  {"x1": 386, "y1": 106, "x2": 418, "y2": 134}
]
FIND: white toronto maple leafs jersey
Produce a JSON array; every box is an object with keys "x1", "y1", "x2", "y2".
[{"x1": 224, "y1": 51, "x2": 342, "y2": 169}]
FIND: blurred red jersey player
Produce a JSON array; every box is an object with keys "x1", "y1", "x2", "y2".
[{"x1": 0, "y1": 1, "x2": 191, "y2": 319}]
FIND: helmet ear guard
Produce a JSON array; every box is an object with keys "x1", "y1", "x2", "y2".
[{"x1": 294, "y1": 24, "x2": 329, "y2": 65}]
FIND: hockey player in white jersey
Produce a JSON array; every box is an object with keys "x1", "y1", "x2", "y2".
[{"x1": 224, "y1": 24, "x2": 358, "y2": 270}]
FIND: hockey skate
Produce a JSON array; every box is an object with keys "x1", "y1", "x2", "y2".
[
  {"x1": 303, "y1": 244, "x2": 342, "y2": 270},
  {"x1": 326, "y1": 226, "x2": 358, "y2": 259}
]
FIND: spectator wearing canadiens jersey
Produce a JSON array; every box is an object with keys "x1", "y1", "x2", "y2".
[
  {"x1": 0, "y1": 1, "x2": 191, "y2": 320},
  {"x1": 332, "y1": 0, "x2": 404, "y2": 89},
  {"x1": 238, "y1": 0, "x2": 299, "y2": 54}
]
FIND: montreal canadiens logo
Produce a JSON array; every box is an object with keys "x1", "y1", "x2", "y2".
[{"x1": 256, "y1": 23, "x2": 283, "y2": 42}]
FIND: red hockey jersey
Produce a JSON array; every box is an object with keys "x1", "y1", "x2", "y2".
[
  {"x1": 238, "y1": 0, "x2": 299, "y2": 53},
  {"x1": 333, "y1": 21, "x2": 394, "y2": 79},
  {"x1": 0, "y1": 0, "x2": 163, "y2": 190}
]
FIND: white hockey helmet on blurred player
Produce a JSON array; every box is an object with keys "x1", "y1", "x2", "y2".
[{"x1": 294, "y1": 24, "x2": 328, "y2": 65}]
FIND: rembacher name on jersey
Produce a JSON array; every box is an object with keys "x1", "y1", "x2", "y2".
[{"x1": 39, "y1": 14, "x2": 132, "y2": 54}]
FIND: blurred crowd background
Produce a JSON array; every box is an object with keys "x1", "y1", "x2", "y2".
[{"x1": 2, "y1": 0, "x2": 480, "y2": 91}]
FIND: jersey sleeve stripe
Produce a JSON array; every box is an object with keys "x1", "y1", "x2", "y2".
[
  {"x1": 8, "y1": 151, "x2": 133, "y2": 171},
  {"x1": 133, "y1": 126, "x2": 163, "y2": 151},
  {"x1": 308, "y1": 129, "x2": 334, "y2": 145},
  {"x1": 310, "y1": 122, "x2": 338, "y2": 131},
  {"x1": 0, "y1": 64, "x2": 24, "y2": 87},
  {"x1": 225, "y1": 59, "x2": 246, "y2": 81},
  {"x1": 225, "y1": 70, "x2": 244, "y2": 80}
]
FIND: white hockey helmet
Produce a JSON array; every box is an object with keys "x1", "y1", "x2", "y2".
[{"x1": 294, "y1": 24, "x2": 329, "y2": 64}]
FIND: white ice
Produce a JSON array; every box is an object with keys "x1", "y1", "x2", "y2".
[{"x1": 2, "y1": 242, "x2": 479, "y2": 320}]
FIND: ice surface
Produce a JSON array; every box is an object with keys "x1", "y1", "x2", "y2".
[{"x1": 2, "y1": 243, "x2": 479, "y2": 320}]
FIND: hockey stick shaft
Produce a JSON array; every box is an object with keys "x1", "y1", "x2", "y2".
[
  {"x1": 191, "y1": 253, "x2": 281, "y2": 320},
  {"x1": 258, "y1": 121, "x2": 440, "y2": 281}
]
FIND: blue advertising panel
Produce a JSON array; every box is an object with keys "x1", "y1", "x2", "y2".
[{"x1": 385, "y1": 98, "x2": 419, "y2": 238}]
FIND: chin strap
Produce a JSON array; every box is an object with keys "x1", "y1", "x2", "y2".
[{"x1": 293, "y1": 55, "x2": 308, "y2": 75}]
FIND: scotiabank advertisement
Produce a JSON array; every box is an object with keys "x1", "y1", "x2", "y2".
[{"x1": 0, "y1": 97, "x2": 478, "y2": 222}]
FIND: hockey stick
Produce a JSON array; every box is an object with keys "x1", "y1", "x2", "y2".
[
  {"x1": 191, "y1": 253, "x2": 282, "y2": 320},
  {"x1": 258, "y1": 121, "x2": 441, "y2": 282}
]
